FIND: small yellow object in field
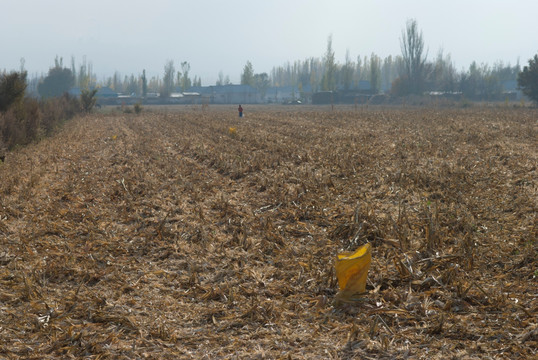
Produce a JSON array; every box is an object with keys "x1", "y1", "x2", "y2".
[
  {"x1": 228, "y1": 127, "x2": 237, "y2": 136},
  {"x1": 112, "y1": 135, "x2": 117, "y2": 140},
  {"x1": 335, "y1": 243, "x2": 372, "y2": 303}
]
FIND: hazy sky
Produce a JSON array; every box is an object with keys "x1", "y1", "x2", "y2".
[{"x1": 2, "y1": 0, "x2": 537, "y2": 85}]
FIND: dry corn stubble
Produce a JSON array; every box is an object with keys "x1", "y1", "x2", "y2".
[{"x1": 0, "y1": 105, "x2": 536, "y2": 359}]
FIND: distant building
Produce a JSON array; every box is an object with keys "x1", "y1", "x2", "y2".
[
  {"x1": 312, "y1": 80, "x2": 374, "y2": 104},
  {"x1": 357, "y1": 80, "x2": 371, "y2": 92},
  {"x1": 502, "y1": 80, "x2": 523, "y2": 100},
  {"x1": 188, "y1": 84, "x2": 260, "y2": 104},
  {"x1": 69, "y1": 86, "x2": 118, "y2": 98},
  {"x1": 312, "y1": 91, "x2": 338, "y2": 104},
  {"x1": 181, "y1": 92, "x2": 202, "y2": 104},
  {"x1": 266, "y1": 84, "x2": 313, "y2": 103},
  {"x1": 96, "y1": 87, "x2": 119, "y2": 98}
]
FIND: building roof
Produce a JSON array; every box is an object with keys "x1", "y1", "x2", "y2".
[
  {"x1": 188, "y1": 84, "x2": 258, "y2": 94},
  {"x1": 358, "y1": 80, "x2": 371, "y2": 91},
  {"x1": 267, "y1": 84, "x2": 313, "y2": 94},
  {"x1": 68, "y1": 86, "x2": 118, "y2": 98},
  {"x1": 96, "y1": 87, "x2": 118, "y2": 97}
]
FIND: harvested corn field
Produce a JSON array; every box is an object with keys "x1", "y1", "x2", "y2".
[{"x1": 0, "y1": 106, "x2": 536, "y2": 359}]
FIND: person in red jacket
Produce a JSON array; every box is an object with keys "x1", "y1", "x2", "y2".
[{"x1": 238, "y1": 104, "x2": 243, "y2": 117}]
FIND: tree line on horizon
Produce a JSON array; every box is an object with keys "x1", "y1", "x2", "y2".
[
  {"x1": 4, "y1": 19, "x2": 537, "y2": 103},
  {"x1": 1, "y1": 17, "x2": 538, "y2": 154}
]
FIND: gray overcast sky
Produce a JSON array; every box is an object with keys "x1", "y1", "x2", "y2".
[{"x1": 2, "y1": 0, "x2": 537, "y2": 85}]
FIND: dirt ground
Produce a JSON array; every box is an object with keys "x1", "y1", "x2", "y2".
[{"x1": 0, "y1": 105, "x2": 536, "y2": 359}]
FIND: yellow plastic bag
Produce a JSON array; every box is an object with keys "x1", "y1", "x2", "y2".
[{"x1": 335, "y1": 243, "x2": 372, "y2": 303}]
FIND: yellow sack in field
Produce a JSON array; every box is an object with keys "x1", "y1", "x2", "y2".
[{"x1": 335, "y1": 243, "x2": 372, "y2": 302}]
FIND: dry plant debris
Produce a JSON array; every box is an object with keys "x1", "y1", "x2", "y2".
[{"x1": 0, "y1": 105, "x2": 536, "y2": 359}]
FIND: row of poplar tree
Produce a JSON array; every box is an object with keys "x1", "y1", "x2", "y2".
[
  {"x1": 240, "y1": 20, "x2": 522, "y2": 100},
  {"x1": 22, "y1": 19, "x2": 524, "y2": 101}
]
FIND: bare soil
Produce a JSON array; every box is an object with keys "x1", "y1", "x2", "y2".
[{"x1": 0, "y1": 106, "x2": 536, "y2": 359}]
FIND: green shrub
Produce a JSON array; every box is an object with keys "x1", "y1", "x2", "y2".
[
  {"x1": 0, "y1": 68, "x2": 84, "y2": 150},
  {"x1": 80, "y1": 88, "x2": 98, "y2": 113},
  {"x1": 0, "y1": 71, "x2": 27, "y2": 113},
  {"x1": 518, "y1": 54, "x2": 538, "y2": 105},
  {"x1": 37, "y1": 66, "x2": 74, "y2": 99},
  {"x1": 134, "y1": 102, "x2": 143, "y2": 114}
]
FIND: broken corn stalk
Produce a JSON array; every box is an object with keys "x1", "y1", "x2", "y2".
[{"x1": 335, "y1": 243, "x2": 372, "y2": 302}]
